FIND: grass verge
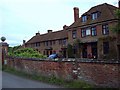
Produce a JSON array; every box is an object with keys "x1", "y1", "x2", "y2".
[{"x1": 2, "y1": 66, "x2": 93, "y2": 88}]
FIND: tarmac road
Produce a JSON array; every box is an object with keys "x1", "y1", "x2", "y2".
[{"x1": 2, "y1": 72, "x2": 62, "y2": 88}]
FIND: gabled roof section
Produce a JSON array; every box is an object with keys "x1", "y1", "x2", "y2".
[
  {"x1": 68, "y1": 3, "x2": 118, "y2": 29},
  {"x1": 26, "y1": 30, "x2": 68, "y2": 44}
]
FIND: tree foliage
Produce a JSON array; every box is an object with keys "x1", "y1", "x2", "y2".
[
  {"x1": 8, "y1": 45, "x2": 21, "y2": 54},
  {"x1": 112, "y1": 9, "x2": 120, "y2": 33},
  {"x1": 67, "y1": 44, "x2": 74, "y2": 58},
  {"x1": 8, "y1": 48, "x2": 47, "y2": 58}
]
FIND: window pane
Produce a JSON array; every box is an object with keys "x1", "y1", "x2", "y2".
[
  {"x1": 72, "y1": 30, "x2": 77, "y2": 39},
  {"x1": 82, "y1": 15, "x2": 87, "y2": 22},
  {"x1": 86, "y1": 28, "x2": 91, "y2": 35},
  {"x1": 81, "y1": 29, "x2": 86, "y2": 37},
  {"x1": 91, "y1": 27, "x2": 97, "y2": 36},
  {"x1": 63, "y1": 39, "x2": 66, "y2": 45},
  {"x1": 102, "y1": 24, "x2": 109, "y2": 35},
  {"x1": 92, "y1": 12, "x2": 98, "y2": 20}
]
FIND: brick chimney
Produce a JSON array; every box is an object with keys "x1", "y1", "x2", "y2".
[
  {"x1": 63, "y1": 25, "x2": 68, "y2": 30},
  {"x1": 48, "y1": 30, "x2": 52, "y2": 33},
  {"x1": 73, "y1": 7, "x2": 79, "y2": 22},
  {"x1": 36, "y1": 31, "x2": 40, "y2": 36},
  {"x1": 23, "y1": 40, "x2": 26, "y2": 44},
  {"x1": 23, "y1": 40, "x2": 26, "y2": 48}
]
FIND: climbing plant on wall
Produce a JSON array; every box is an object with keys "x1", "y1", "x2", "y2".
[{"x1": 67, "y1": 44, "x2": 74, "y2": 58}]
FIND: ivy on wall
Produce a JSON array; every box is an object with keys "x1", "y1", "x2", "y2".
[{"x1": 98, "y1": 36, "x2": 117, "y2": 59}]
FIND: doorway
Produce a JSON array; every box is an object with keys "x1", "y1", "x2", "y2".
[
  {"x1": 91, "y1": 42, "x2": 97, "y2": 59},
  {"x1": 82, "y1": 45, "x2": 87, "y2": 58}
]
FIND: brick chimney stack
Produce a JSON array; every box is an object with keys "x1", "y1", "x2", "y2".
[
  {"x1": 48, "y1": 30, "x2": 52, "y2": 33},
  {"x1": 63, "y1": 25, "x2": 68, "y2": 30},
  {"x1": 73, "y1": 7, "x2": 79, "y2": 22},
  {"x1": 23, "y1": 40, "x2": 26, "y2": 48},
  {"x1": 23, "y1": 40, "x2": 26, "y2": 44},
  {"x1": 36, "y1": 31, "x2": 40, "y2": 36}
]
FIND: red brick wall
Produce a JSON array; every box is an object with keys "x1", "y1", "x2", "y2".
[
  {"x1": 6, "y1": 57, "x2": 120, "y2": 88},
  {"x1": 77, "y1": 63, "x2": 119, "y2": 87}
]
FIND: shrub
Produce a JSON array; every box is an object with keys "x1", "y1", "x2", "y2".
[{"x1": 8, "y1": 48, "x2": 47, "y2": 59}]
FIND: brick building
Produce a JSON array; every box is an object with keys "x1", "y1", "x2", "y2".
[
  {"x1": 25, "y1": 2, "x2": 120, "y2": 59},
  {"x1": 25, "y1": 29, "x2": 68, "y2": 57}
]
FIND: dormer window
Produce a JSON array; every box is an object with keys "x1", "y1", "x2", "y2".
[
  {"x1": 92, "y1": 12, "x2": 98, "y2": 20},
  {"x1": 82, "y1": 15, "x2": 87, "y2": 22}
]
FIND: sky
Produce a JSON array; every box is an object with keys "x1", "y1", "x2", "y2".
[{"x1": 0, "y1": 0, "x2": 118, "y2": 47}]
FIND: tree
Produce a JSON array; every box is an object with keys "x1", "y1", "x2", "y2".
[
  {"x1": 73, "y1": 39, "x2": 82, "y2": 58},
  {"x1": 112, "y1": 9, "x2": 120, "y2": 33},
  {"x1": 111, "y1": 9, "x2": 120, "y2": 59},
  {"x1": 67, "y1": 44, "x2": 74, "y2": 58}
]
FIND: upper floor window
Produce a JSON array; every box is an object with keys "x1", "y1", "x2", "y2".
[
  {"x1": 82, "y1": 15, "x2": 87, "y2": 22},
  {"x1": 35, "y1": 42, "x2": 40, "y2": 47},
  {"x1": 81, "y1": 27, "x2": 97, "y2": 37},
  {"x1": 81, "y1": 29, "x2": 86, "y2": 37},
  {"x1": 92, "y1": 12, "x2": 98, "y2": 20},
  {"x1": 46, "y1": 41, "x2": 48, "y2": 46},
  {"x1": 50, "y1": 41, "x2": 52, "y2": 46},
  {"x1": 86, "y1": 28, "x2": 91, "y2": 36},
  {"x1": 102, "y1": 24, "x2": 109, "y2": 35},
  {"x1": 63, "y1": 39, "x2": 67, "y2": 45},
  {"x1": 59, "y1": 40, "x2": 62, "y2": 45},
  {"x1": 91, "y1": 27, "x2": 97, "y2": 36},
  {"x1": 72, "y1": 30, "x2": 77, "y2": 39}
]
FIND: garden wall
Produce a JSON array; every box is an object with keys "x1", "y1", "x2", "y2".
[{"x1": 5, "y1": 57, "x2": 120, "y2": 88}]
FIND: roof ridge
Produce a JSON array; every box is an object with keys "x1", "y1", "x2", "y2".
[{"x1": 40, "y1": 29, "x2": 66, "y2": 36}]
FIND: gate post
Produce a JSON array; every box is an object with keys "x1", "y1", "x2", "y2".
[{"x1": 0, "y1": 37, "x2": 9, "y2": 66}]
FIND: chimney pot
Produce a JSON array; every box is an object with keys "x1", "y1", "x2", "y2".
[
  {"x1": 23, "y1": 40, "x2": 26, "y2": 48},
  {"x1": 36, "y1": 32, "x2": 40, "y2": 36},
  {"x1": 48, "y1": 30, "x2": 52, "y2": 33},
  {"x1": 73, "y1": 7, "x2": 79, "y2": 22},
  {"x1": 63, "y1": 25, "x2": 68, "y2": 30},
  {"x1": 23, "y1": 40, "x2": 26, "y2": 44}
]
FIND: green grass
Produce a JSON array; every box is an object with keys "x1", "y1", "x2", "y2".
[{"x1": 2, "y1": 66, "x2": 93, "y2": 88}]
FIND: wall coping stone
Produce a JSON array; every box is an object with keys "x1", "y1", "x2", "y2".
[{"x1": 6, "y1": 56, "x2": 120, "y2": 64}]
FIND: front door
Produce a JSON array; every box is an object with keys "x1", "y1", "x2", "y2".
[
  {"x1": 82, "y1": 45, "x2": 87, "y2": 58},
  {"x1": 91, "y1": 42, "x2": 97, "y2": 59}
]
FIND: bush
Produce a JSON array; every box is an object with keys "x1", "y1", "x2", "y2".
[{"x1": 8, "y1": 48, "x2": 47, "y2": 59}]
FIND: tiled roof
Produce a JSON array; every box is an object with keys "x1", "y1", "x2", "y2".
[
  {"x1": 26, "y1": 3, "x2": 118, "y2": 44},
  {"x1": 68, "y1": 3, "x2": 118, "y2": 29},
  {"x1": 26, "y1": 30, "x2": 68, "y2": 44}
]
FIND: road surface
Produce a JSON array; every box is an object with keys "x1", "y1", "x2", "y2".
[{"x1": 2, "y1": 72, "x2": 62, "y2": 88}]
